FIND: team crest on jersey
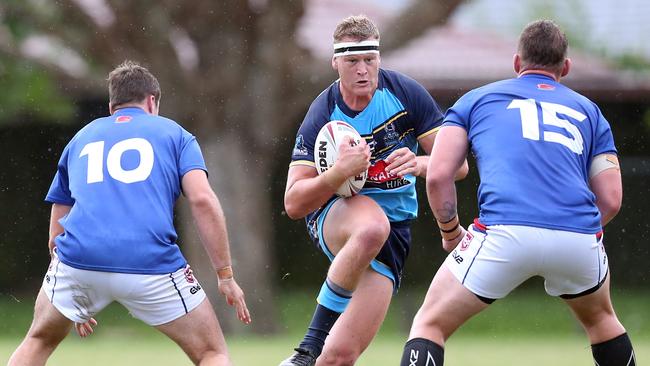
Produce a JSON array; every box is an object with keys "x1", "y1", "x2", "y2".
[
  {"x1": 115, "y1": 115, "x2": 132, "y2": 123},
  {"x1": 293, "y1": 135, "x2": 308, "y2": 156},
  {"x1": 537, "y1": 83, "x2": 555, "y2": 91},
  {"x1": 383, "y1": 122, "x2": 400, "y2": 145},
  {"x1": 184, "y1": 266, "x2": 196, "y2": 283},
  {"x1": 459, "y1": 231, "x2": 474, "y2": 251}
]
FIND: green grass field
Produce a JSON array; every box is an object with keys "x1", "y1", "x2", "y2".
[{"x1": 1, "y1": 289, "x2": 648, "y2": 365}]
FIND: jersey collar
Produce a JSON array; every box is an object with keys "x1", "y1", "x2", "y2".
[{"x1": 112, "y1": 107, "x2": 147, "y2": 116}]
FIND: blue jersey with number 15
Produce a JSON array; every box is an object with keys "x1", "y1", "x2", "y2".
[
  {"x1": 46, "y1": 107, "x2": 207, "y2": 274},
  {"x1": 444, "y1": 74, "x2": 616, "y2": 234}
]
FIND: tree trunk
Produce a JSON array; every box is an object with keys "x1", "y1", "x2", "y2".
[{"x1": 180, "y1": 132, "x2": 277, "y2": 334}]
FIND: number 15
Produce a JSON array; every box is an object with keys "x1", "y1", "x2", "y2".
[{"x1": 508, "y1": 98, "x2": 586, "y2": 154}]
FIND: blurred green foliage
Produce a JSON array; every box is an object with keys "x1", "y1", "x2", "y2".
[{"x1": 0, "y1": 59, "x2": 73, "y2": 125}]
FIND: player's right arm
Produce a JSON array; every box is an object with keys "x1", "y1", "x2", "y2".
[
  {"x1": 48, "y1": 203, "x2": 71, "y2": 256},
  {"x1": 284, "y1": 137, "x2": 370, "y2": 219}
]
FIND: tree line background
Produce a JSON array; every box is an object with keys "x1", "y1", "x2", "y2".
[{"x1": 1, "y1": 0, "x2": 648, "y2": 335}]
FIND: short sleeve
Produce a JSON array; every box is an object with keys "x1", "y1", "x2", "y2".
[
  {"x1": 178, "y1": 130, "x2": 207, "y2": 177},
  {"x1": 290, "y1": 90, "x2": 332, "y2": 168},
  {"x1": 591, "y1": 107, "x2": 617, "y2": 157},
  {"x1": 395, "y1": 74, "x2": 444, "y2": 139},
  {"x1": 45, "y1": 144, "x2": 75, "y2": 205},
  {"x1": 443, "y1": 90, "x2": 477, "y2": 131}
]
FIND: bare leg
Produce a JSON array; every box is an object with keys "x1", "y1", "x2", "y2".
[
  {"x1": 563, "y1": 274, "x2": 625, "y2": 344},
  {"x1": 323, "y1": 196, "x2": 391, "y2": 290},
  {"x1": 316, "y1": 270, "x2": 393, "y2": 366},
  {"x1": 409, "y1": 265, "x2": 488, "y2": 346},
  {"x1": 156, "y1": 298, "x2": 230, "y2": 366},
  {"x1": 8, "y1": 289, "x2": 73, "y2": 366}
]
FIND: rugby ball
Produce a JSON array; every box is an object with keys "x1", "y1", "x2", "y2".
[{"x1": 314, "y1": 121, "x2": 367, "y2": 197}]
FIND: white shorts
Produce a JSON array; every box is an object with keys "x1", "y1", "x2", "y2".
[
  {"x1": 444, "y1": 223, "x2": 608, "y2": 301},
  {"x1": 42, "y1": 252, "x2": 206, "y2": 326}
]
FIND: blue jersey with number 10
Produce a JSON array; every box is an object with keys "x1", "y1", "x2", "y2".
[
  {"x1": 46, "y1": 107, "x2": 207, "y2": 274},
  {"x1": 444, "y1": 74, "x2": 616, "y2": 234}
]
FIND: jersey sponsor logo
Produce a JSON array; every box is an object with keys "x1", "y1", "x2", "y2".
[
  {"x1": 293, "y1": 135, "x2": 308, "y2": 156},
  {"x1": 459, "y1": 231, "x2": 474, "y2": 251},
  {"x1": 537, "y1": 83, "x2": 555, "y2": 91},
  {"x1": 365, "y1": 160, "x2": 410, "y2": 190},
  {"x1": 115, "y1": 115, "x2": 132, "y2": 123},
  {"x1": 367, "y1": 160, "x2": 396, "y2": 183}
]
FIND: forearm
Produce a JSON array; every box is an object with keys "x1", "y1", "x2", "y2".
[
  {"x1": 190, "y1": 193, "x2": 233, "y2": 272},
  {"x1": 284, "y1": 167, "x2": 345, "y2": 219},
  {"x1": 427, "y1": 177, "x2": 459, "y2": 223}
]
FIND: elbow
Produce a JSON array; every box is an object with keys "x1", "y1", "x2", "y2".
[
  {"x1": 284, "y1": 198, "x2": 306, "y2": 220},
  {"x1": 455, "y1": 161, "x2": 469, "y2": 181},
  {"x1": 426, "y1": 168, "x2": 451, "y2": 194},
  {"x1": 188, "y1": 191, "x2": 216, "y2": 211},
  {"x1": 600, "y1": 197, "x2": 622, "y2": 222}
]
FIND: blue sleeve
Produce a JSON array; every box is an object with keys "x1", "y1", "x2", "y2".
[
  {"x1": 290, "y1": 90, "x2": 332, "y2": 167},
  {"x1": 591, "y1": 107, "x2": 617, "y2": 157},
  {"x1": 178, "y1": 130, "x2": 207, "y2": 177},
  {"x1": 393, "y1": 73, "x2": 444, "y2": 138},
  {"x1": 443, "y1": 90, "x2": 477, "y2": 131},
  {"x1": 45, "y1": 144, "x2": 75, "y2": 205}
]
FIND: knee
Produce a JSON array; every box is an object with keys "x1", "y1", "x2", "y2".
[
  {"x1": 26, "y1": 327, "x2": 66, "y2": 350},
  {"x1": 351, "y1": 218, "x2": 390, "y2": 255},
  {"x1": 320, "y1": 345, "x2": 361, "y2": 366},
  {"x1": 190, "y1": 349, "x2": 230, "y2": 366}
]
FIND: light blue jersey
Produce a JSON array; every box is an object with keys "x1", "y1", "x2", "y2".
[
  {"x1": 444, "y1": 73, "x2": 616, "y2": 234},
  {"x1": 46, "y1": 107, "x2": 206, "y2": 274},
  {"x1": 291, "y1": 69, "x2": 443, "y2": 222}
]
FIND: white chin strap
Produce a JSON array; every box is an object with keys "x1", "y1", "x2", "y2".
[{"x1": 333, "y1": 40, "x2": 380, "y2": 57}]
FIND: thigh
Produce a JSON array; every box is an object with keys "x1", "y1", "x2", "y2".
[
  {"x1": 156, "y1": 298, "x2": 228, "y2": 363},
  {"x1": 26, "y1": 288, "x2": 73, "y2": 342},
  {"x1": 319, "y1": 270, "x2": 393, "y2": 363},
  {"x1": 409, "y1": 265, "x2": 488, "y2": 345},
  {"x1": 117, "y1": 265, "x2": 206, "y2": 326},
  {"x1": 321, "y1": 195, "x2": 390, "y2": 255}
]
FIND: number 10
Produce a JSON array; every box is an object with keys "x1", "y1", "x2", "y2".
[{"x1": 79, "y1": 138, "x2": 154, "y2": 184}]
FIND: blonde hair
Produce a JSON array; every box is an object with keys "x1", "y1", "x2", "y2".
[{"x1": 333, "y1": 15, "x2": 380, "y2": 43}]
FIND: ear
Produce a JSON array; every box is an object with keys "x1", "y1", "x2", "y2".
[
  {"x1": 109, "y1": 103, "x2": 115, "y2": 115},
  {"x1": 145, "y1": 95, "x2": 158, "y2": 115},
  {"x1": 331, "y1": 56, "x2": 338, "y2": 71},
  {"x1": 560, "y1": 58, "x2": 571, "y2": 78},
  {"x1": 513, "y1": 54, "x2": 521, "y2": 74}
]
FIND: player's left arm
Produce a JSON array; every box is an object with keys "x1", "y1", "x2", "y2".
[
  {"x1": 589, "y1": 153, "x2": 622, "y2": 226},
  {"x1": 48, "y1": 203, "x2": 71, "y2": 256},
  {"x1": 426, "y1": 126, "x2": 470, "y2": 252},
  {"x1": 182, "y1": 169, "x2": 251, "y2": 324},
  {"x1": 386, "y1": 131, "x2": 469, "y2": 179}
]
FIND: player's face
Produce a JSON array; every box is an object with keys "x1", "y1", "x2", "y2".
[{"x1": 334, "y1": 52, "x2": 380, "y2": 99}]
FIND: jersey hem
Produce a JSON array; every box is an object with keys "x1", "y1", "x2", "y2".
[
  {"x1": 479, "y1": 219, "x2": 601, "y2": 235},
  {"x1": 58, "y1": 257, "x2": 188, "y2": 275}
]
